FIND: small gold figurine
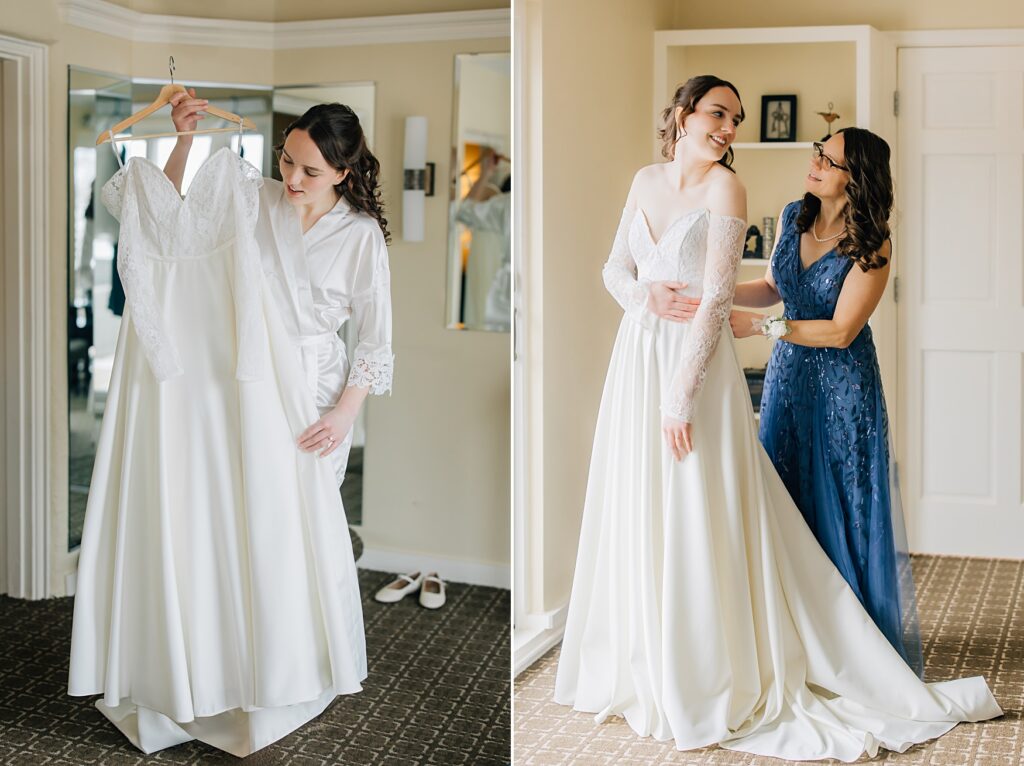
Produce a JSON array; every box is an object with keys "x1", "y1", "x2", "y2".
[{"x1": 817, "y1": 102, "x2": 840, "y2": 140}]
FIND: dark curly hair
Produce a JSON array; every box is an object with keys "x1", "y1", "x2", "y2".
[
  {"x1": 795, "y1": 127, "x2": 892, "y2": 271},
  {"x1": 276, "y1": 103, "x2": 390, "y2": 243},
  {"x1": 658, "y1": 75, "x2": 744, "y2": 172}
]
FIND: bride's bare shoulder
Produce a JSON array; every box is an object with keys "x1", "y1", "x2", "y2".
[
  {"x1": 625, "y1": 162, "x2": 670, "y2": 206},
  {"x1": 631, "y1": 162, "x2": 669, "y2": 186},
  {"x1": 706, "y1": 166, "x2": 747, "y2": 219}
]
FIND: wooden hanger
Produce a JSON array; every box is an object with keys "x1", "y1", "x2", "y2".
[{"x1": 96, "y1": 57, "x2": 256, "y2": 146}]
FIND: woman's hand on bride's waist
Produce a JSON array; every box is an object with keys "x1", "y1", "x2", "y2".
[{"x1": 647, "y1": 281, "x2": 700, "y2": 322}]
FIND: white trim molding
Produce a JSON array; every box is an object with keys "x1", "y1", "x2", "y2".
[
  {"x1": 59, "y1": 0, "x2": 510, "y2": 48},
  {"x1": 513, "y1": 603, "x2": 567, "y2": 677},
  {"x1": 0, "y1": 33, "x2": 50, "y2": 600},
  {"x1": 357, "y1": 546, "x2": 510, "y2": 590}
]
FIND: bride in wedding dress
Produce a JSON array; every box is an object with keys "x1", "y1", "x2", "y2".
[{"x1": 552, "y1": 75, "x2": 1001, "y2": 762}]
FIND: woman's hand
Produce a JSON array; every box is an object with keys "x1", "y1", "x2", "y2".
[
  {"x1": 297, "y1": 407, "x2": 355, "y2": 458},
  {"x1": 730, "y1": 310, "x2": 765, "y2": 339},
  {"x1": 169, "y1": 88, "x2": 208, "y2": 138},
  {"x1": 662, "y1": 417, "x2": 693, "y2": 462},
  {"x1": 647, "y1": 282, "x2": 700, "y2": 322}
]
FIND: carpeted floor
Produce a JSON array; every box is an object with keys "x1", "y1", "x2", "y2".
[
  {"x1": 0, "y1": 554, "x2": 510, "y2": 765},
  {"x1": 514, "y1": 555, "x2": 1024, "y2": 765}
]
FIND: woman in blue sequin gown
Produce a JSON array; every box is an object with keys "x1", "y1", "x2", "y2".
[{"x1": 728, "y1": 128, "x2": 923, "y2": 674}]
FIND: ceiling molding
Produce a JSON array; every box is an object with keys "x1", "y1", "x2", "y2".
[{"x1": 59, "y1": 0, "x2": 509, "y2": 48}]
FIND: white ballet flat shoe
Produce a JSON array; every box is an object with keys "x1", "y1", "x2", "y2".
[
  {"x1": 419, "y1": 572, "x2": 446, "y2": 609},
  {"x1": 374, "y1": 571, "x2": 423, "y2": 603}
]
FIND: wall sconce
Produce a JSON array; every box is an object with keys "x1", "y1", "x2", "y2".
[{"x1": 403, "y1": 116, "x2": 435, "y2": 242}]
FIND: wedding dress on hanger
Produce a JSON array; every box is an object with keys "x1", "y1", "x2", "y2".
[
  {"x1": 68, "y1": 145, "x2": 366, "y2": 757},
  {"x1": 554, "y1": 206, "x2": 1002, "y2": 762}
]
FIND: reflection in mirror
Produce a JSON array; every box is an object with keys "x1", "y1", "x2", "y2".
[
  {"x1": 446, "y1": 53, "x2": 511, "y2": 332},
  {"x1": 67, "y1": 68, "x2": 132, "y2": 552},
  {"x1": 66, "y1": 69, "x2": 272, "y2": 551},
  {"x1": 272, "y1": 82, "x2": 376, "y2": 526}
]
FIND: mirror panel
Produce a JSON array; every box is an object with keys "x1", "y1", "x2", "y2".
[
  {"x1": 67, "y1": 67, "x2": 132, "y2": 551},
  {"x1": 445, "y1": 52, "x2": 511, "y2": 332}
]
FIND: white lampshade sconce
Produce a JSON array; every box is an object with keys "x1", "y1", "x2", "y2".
[{"x1": 402, "y1": 116, "x2": 435, "y2": 242}]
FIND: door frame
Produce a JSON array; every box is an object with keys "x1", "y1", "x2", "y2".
[
  {"x1": 0, "y1": 33, "x2": 50, "y2": 599},
  {"x1": 888, "y1": 28, "x2": 1024, "y2": 549}
]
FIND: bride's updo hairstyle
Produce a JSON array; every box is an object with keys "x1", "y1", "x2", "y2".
[
  {"x1": 795, "y1": 127, "x2": 892, "y2": 271},
  {"x1": 277, "y1": 103, "x2": 391, "y2": 243},
  {"x1": 658, "y1": 74, "x2": 744, "y2": 171}
]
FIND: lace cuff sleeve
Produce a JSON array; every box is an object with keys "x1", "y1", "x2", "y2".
[
  {"x1": 346, "y1": 233, "x2": 394, "y2": 396},
  {"x1": 662, "y1": 214, "x2": 746, "y2": 422},
  {"x1": 348, "y1": 346, "x2": 394, "y2": 395},
  {"x1": 602, "y1": 207, "x2": 655, "y2": 330}
]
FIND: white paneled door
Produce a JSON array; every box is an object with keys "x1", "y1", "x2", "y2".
[{"x1": 899, "y1": 46, "x2": 1024, "y2": 558}]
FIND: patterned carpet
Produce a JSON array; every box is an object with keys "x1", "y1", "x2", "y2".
[
  {"x1": 515, "y1": 555, "x2": 1024, "y2": 765},
  {"x1": 0, "y1": 561, "x2": 510, "y2": 764}
]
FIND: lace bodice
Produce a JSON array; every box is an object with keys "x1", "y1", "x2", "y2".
[
  {"x1": 603, "y1": 206, "x2": 746, "y2": 423},
  {"x1": 101, "y1": 148, "x2": 265, "y2": 382}
]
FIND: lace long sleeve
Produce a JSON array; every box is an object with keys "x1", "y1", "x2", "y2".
[
  {"x1": 602, "y1": 207, "x2": 655, "y2": 330},
  {"x1": 346, "y1": 227, "x2": 394, "y2": 395},
  {"x1": 103, "y1": 169, "x2": 184, "y2": 382},
  {"x1": 662, "y1": 214, "x2": 746, "y2": 422}
]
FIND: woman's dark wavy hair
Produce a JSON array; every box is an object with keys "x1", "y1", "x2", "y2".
[
  {"x1": 658, "y1": 75, "x2": 744, "y2": 172},
  {"x1": 276, "y1": 103, "x2": 390, "y2": 243},
  {"x1": 795, "y1": 127, "x2": 892, "y2": 271}
]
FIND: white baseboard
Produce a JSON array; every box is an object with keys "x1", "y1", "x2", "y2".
[
  {"x1": 357, "y1": 546, "x2": 510, "y2": 590},
  {"x1": 513, "y1": 604, "x2": 567, "y2": 676}
]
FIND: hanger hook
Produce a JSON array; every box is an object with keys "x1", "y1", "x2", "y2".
[{"x1": 168, "y1": 56, "x2": 176, "y2": 85}]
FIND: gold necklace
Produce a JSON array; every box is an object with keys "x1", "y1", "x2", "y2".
[{"x1": 811, "y1": 215, "x2": 846, "y2": 243}]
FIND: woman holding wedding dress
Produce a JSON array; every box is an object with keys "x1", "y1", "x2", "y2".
[
  {"x1": 165, "y1": 91, "x2": 393, "y2": 484},
  {"x1": 553, "y1": 75, "x2": 1001, "y2": 761},
  {"x1": 69, "y1": 96, "x2": 390, "y2": 757}
]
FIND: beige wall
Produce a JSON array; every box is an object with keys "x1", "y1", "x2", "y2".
[
  {"x1": 671, "y1": 0, "x2": 1024, "y2": 30},
  {"x1": 0, "y1": 0, "x2": 509, "y2": 594},
  {"x1": 530, "y1": 0, "x2": 674, "y2": 611}
]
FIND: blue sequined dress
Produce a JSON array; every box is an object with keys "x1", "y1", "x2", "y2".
[{"x1": 758, "y1": 200, "x2": 923, "y2": 676}]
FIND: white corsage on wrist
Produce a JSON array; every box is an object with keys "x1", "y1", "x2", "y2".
[{"x1": 755, "y1": 315, "x2": 791, "y2": 340}]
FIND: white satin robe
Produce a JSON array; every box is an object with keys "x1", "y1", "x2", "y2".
[{"x1": 255, "y1": 179, "x2": 394, "y2": 483}]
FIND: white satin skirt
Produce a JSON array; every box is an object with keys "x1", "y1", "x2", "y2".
[
  {"x1": 553, "y1": 316, "x2": 1002, "y2": 762},
  {"x1": 68, "y1": 249, "x2": 366, "y2": 757}
]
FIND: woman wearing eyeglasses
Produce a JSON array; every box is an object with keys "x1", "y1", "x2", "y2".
[{"x1": 723, "y1": 129, "x2": 924, "y2": 674}]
